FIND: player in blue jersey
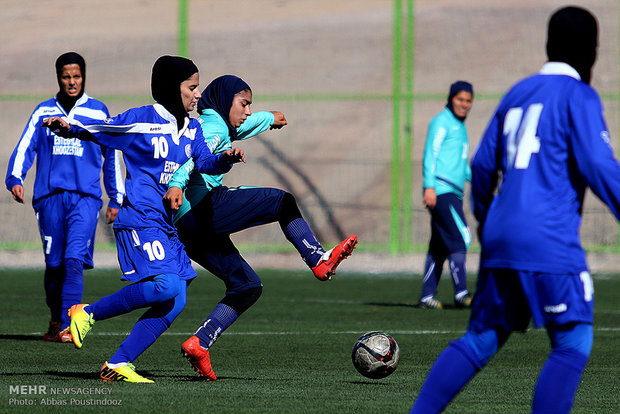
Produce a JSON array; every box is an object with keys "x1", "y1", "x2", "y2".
[
  {"x1": 419, "y1": 81, "x2": 473, "y2": 309},
  {"x1": 5, "y1": 52, "x2": 124, "y2": 343},
  {"x1": 43, "y1": 56, "x2": 245, "y2": 383},
  {"x1": 411, "y1": 7, "x2": 620, "y2": 413},
  {"x1": 163, "y1": 75, "x2": 357, "y2": 380}
]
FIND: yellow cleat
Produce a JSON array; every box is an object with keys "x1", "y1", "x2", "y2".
[
  {"x1": 100, "y1": 361, "x2": 154, "y2": 383},
  {"x1": 68, "y1": 304, "x2": 95, "y2": 349}
]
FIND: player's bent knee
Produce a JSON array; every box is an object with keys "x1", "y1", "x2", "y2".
[
  {"x1": 221, "y1": 286, "x2": 263, "y2": 315},
  {"x1": 459, "y1": 329, "x2": 502, "y2": 367},
  {"x1": 549, "y1": 322, "x2": 593, "y2": 356},
  {"x1": 148, "y1": 273, "x2": 184, "y2": 303},
  {"x1": 277, "y1": 192, "x2": 302, "y2": 225}
]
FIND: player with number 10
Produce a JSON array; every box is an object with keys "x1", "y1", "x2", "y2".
[{"x1": 43, "y1": 55, "x2": 245, "y2": 383}]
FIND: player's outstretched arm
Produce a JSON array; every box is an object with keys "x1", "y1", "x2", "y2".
[
  {"x1": 270, "y1": 111, "x2": 287, "y2": 129},
  {"x1": 220, "y1": 148, "x2": 246, "y2": 164}
]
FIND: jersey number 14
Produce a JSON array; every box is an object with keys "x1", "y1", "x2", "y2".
[{"x1": 504, "y1": 103, "x2": 543, "y2": 170}]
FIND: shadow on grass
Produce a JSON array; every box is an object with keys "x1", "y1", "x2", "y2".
[
  {"x1": 364, "y1": 302, "x2": 471, "y2": 310},
  {"x1": 0, "y1": 334, "x2": 44, "y2": 341},
  {"x1": 348, "y1": 380, "x2": 392, "y2": 386},
  {"x1": 0, "y1": 371, "x2": 99, "y2": 380},
  {"x1": 45, "y1": 371, "x2": 100, "y2": 380}
]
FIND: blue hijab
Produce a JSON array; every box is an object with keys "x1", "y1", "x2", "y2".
[
  {"x1": 197, "y1": 75, "x2": 251, "y2": 140},
  {"x1": 446, "y1": 80, "x2": 473, "y2": 122}
]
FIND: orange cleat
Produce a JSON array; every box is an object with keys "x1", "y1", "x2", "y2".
[
  {"x1": 311, "y1": 234, "x2": 358, "y2": 281},
  {"x1": 181, "y1": 335, "x2": 217, "y2": 381}
]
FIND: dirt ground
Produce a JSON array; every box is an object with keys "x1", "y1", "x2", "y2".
[{"x1": 1, "y1": 0, "x2": 618, "y2": 270}]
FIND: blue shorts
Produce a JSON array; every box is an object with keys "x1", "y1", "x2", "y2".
[
  {"x1": 114, "y1": 227, "x2": 197, "y2": 283},
  {"x1": 33, "y1": 192, "x2": 102, "y2": 269},
  {"x1": 469, "y1": 268, "x2": 594, "y2": 332},
  {"x1": 194, "y1": 186, "x2": 285, "y2": 234},
  {"x1": 429, "y1": 193, "x2": 470, "y2": 255}
]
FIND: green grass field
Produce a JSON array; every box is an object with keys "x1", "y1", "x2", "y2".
[{"x1": 0, "y1": 268, "x2": 618, "y2": 413}]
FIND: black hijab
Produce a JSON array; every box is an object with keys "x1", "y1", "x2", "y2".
[
  {"x1": 55, "y1": 52, "x2": 86, "y2": 114},
  {"x1": 151, "y1": 55, "x2": 199, "y2": 130},
  {"x1": 546, "y1": 6, "x2": 598, "y2": 84},
  {"x1": 197, "y1": 75, "x2": 251, "y2": 140}
]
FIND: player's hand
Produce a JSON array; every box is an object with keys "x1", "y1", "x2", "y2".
[
  {"x1": 221, "y1": 148, "x2": 246, "y2": 164},
  {"x1": 423, "y1": 188, "x2": 437, "y2": 210},
  {"x1": 163, "y1": 186, "x2": 184, "y2": 211},
  {"x1": 10, "y1": 184, "x2": 24, "y2": 204},
  {"x1": 270, "y1": 111, "x2": 287, "y2": 129},
  {"x1": 42, "y1": 116, "x2": 71, "y2": 133},
  {"x1": 106, "y1": 206, "x2": 119, "y2": 224}
]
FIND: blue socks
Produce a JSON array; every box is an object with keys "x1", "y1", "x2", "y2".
[
  {"x1": 83, "y1": 274, "x2": 185, "y2": 364},
  {"x1": 195, "y1": 303, "x2": 239, "y2": 349},
  {"x1": 410, "y1": 341, "x2": 480, "y2": 413},
  {"x1": 60, "y1": 259, "x2": 84, "y2": 328},
  {"x1": 108, "y1": 284, "x2": 187, "y2": 364},
  {"x1": 532, "y1": 349, "x2": 588, "y2": 413},
  {"x1": 44, "y1": 260, "x2": 84, "y2": 329},
  {"x1": 283, "y1": 218, "x2": 325, "y2": 267},
  {"x1": 44, "y1": 265, "x2": 63, "y2": 323},
  {"x1": 89, "y1": 274, "x2": 183, "y2": 320}
]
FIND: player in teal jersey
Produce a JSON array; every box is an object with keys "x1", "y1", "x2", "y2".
[
  {"x1": 419, "y1": 81, "x2": 473, "y2": 309},
  {"x1": 164, "y1": 75, "x2": 357, "y2": 380}
]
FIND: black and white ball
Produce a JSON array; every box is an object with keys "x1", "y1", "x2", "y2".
[{"x1": 351, "y1": 331, "x2": 400, "y2": 379}]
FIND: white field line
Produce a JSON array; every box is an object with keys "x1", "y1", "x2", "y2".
[{"x1": 20, "y1": 327, "x2": 620, "y2": 337}]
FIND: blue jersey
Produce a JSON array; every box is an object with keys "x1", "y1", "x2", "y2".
[
  {"x1": 169, "y1": 110, "x2": 275, "y2": 222},
  {"x1": 65, "y1": 103, "x2": 234, "y2": 234},
  {"x1": 423, "y1": 108, "x2": 471, "y2": 198},
  {"x1": 471, "y1": 62, "x2": 620, "y2": 273},
  {"x1": 5, "y1": 94, "x2": 124, "y2": 207}
]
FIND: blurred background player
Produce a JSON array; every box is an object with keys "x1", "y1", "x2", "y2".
[
  {"x1": 43, "y1": 56, "x2": 245, "y2": 383},
  {"x1": 5, "y1": 52, "x2": 124, "y2": 342},
  {"x1": 418, "y1": 80, "x2": 473, "y2": 309},
  {"x1": 411, "y1": 6, "x2": 619, "y2": 413},
  {"x1": 164, "y1": 75, "x2": 357, "y2": 380}
]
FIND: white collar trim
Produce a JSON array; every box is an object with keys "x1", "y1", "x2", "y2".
[{"x1": 539, "y1": 62, "x2": 581, "y2": 80}]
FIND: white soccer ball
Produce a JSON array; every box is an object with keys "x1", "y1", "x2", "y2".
[{"x1": 351, "y1": 331, "x2": 400, "y2": 379}]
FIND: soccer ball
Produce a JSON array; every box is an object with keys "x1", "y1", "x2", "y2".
[{"x1": 351, "y1": 331, "x2": 400, "y2": 379}]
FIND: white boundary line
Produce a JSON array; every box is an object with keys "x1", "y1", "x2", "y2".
[{"x1": 17, "y1": 327, "x2": 620, "y2": 337}]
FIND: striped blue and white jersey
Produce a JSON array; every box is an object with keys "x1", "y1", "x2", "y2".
[
  {"x1": 472, "y1": 62, "x2": 620, "y2": 273},
  {"x1": 5, "y1": 94, "x2": 124, "y2": 207},
  {"x1": 423, "y1": 108, "x2": 471, "y2": 198},
  {"x1": 169, "y1": 110, "x2": 275, "y2": 222},
  {"x1": 63, "y1": 104, "x2": 234, "y2": 233}
]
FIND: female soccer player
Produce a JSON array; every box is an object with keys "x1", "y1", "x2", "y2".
[
  {"x1": 163, "y1": 75, "x2": 357, "y2": 380},
  {"x1": 43, "y1": 56, "x2": 245, "y2": 383},
  {"x1": 5, "y1": 52, "x2": 123, "y2": 342}
]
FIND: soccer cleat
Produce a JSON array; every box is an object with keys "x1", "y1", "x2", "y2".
[
  {"x1": 419, "y1": 297, "x2": 443, "y2": 309},
  {"x1": 311, "y1": 234, "x2": 358, "y2": 281},
  {"x1": 68, "y1": 304, "x2": 95, "y2": 349},
  {"x1": 100, "y1": 361, "x2": 154, "y2": 383},
  {"x1": 181, "y1": 335, "x2": 217, "y2": 381},
  {"x1": 43, "y1": 321, "x2": 61, "y2": 342},
  {"x1": 455, "y1": 293, "x2": 473, "y2": 308},
  {"x1": 58, "y1": 328, "x2": 72, "y2": 343},
  {"x1": 43, "y1": 322, "x2": 72, "y2": 343}
]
